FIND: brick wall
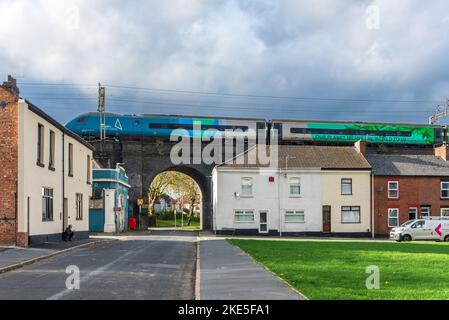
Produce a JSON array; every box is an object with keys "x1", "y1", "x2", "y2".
[
  {"x1": 0, "y1": 87, "x2": 19, "y2": 246},
  {"x1": 373, "y1": 176, "x2": 449, "y2": 235}
]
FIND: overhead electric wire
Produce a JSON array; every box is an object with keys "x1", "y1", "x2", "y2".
[
  {"x1": 19, "y1": 81, "x2": 441, "y2": 105},
  {"x1": 28, "y1": 98, "x2": 434, "y2": 114}
]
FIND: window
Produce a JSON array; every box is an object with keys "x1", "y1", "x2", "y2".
[
  {"x1": 37, "y1": 124, "x2": 44, "y2": 166},
  {"x1": 421, "y1": 207, "x2": 430, "y2": 217},
  {"x1": 87, "y1": 155, "x2": 91, "y2": 184},
  {"x1": 411, "y1": 220, "x2": 425, "y2": 229},
  {"x1": 441, "y1": 208, "x2": 449, "y2": 217},
  {"x1": 90, "y1": 190, "x2": 104, "y2": 209},
  {"x1": 76, "y1": 193, "x2": 83, "y2": 220},
  {"x1": 49, "y1": 130, "x2": 55, "y2": 170},
  {"x1": 341, "y1": 206, "x2": 361, "y2": 224},
  {"x1": 68, "y1": 143, "x2": 73, "y2": 176},
  {"x1": 241, "y1": 177, "x2": 253, "y2": 196},
  {"x1": 388, "y1": 181, "x2": 399, "y2": 199},
  {"x1": 289, "y1": 178, "x2": 301, "y2": 195},
  {"x1": 388, "y1": 208, "x2": 399, "y2": 227},
  {"x1": 408, "y1": 207, "x2": 418, "y2": 220},
  {"x1": 234, "y1": 210, "x2": 254, "y2": 222},
  {"x1": 441, "y1": 182, "x2": 449, "y2": 199},
  {"x1": 341, "y1": 178, "x2": 352, "y2": 195},
  {"x1": 285, "y1": 210, "x2": 305, "y2": 223},
  {"x1": 42, "y1": 187, "x2": 53, "y2": 220}
]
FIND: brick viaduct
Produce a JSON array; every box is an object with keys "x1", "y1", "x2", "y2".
[{"x1": 91, "y1": 139, "x2": 218, "y2": 230}]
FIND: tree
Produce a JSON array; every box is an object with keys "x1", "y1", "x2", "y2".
[
  {"x1": 148, "y1": 171, "x2": 201, "y2": 221},
  {"x1": 148, "y1": 172, "x2": 178, "y2": 215}
]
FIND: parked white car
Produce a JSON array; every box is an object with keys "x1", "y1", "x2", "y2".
[{"x1": 390, "y1": 218, "x2": 449, "y2": 242}]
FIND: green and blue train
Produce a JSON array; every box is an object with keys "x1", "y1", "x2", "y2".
[{"x1": 65, "y1": 112, "x2": 446, "y2": 145}]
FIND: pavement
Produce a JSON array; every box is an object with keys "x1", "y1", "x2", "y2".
[
  {"x1": 0, "y1": 238, "x2": 103, "y2": 272},
  {"x1": 0, "y1": 231, "x2": 312, "y2": 300},
  {"x1": 0, "y1": 238, "x2": 196, "y2": 300},
  {"x1": 199, "y1": 239, "x2": 305, "y2": 300}
]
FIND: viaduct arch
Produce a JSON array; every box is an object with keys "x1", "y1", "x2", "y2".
[{"x1": 91, "y1": 139, "x2": 215, "y2": 230}]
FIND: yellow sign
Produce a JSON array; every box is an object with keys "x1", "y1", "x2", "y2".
[{"x1": 137, "y1": 199, "x2": 144, "y2": 206}]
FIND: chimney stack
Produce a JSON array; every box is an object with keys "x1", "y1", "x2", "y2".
[
  {"x1": 435, "y1": 144, "x2": 449, "y2": 161},
  {"x1": 2, "y1": 75, "x2": 20, "y2": 97},
  {"x1": 355, "y1": 140, "x2": 367, "y2": 156}
]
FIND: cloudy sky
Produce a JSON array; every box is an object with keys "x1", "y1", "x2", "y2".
[{"x1": 1, "y1": 0, "x2": 449, "y2": 124}]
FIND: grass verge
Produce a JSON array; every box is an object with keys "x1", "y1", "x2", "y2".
[{"x1": 229, "y1": 239, "x2": 449, "y2": 300}]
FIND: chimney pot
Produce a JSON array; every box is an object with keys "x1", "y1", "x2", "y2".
[{"x1": 2, "y1": 75, "x2": 19, "y2": 97}]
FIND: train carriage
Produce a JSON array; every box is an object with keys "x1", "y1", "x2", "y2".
[
  {"x1": 271, "y1": 119, "x2": 444, "y2": 145},
  {"x1": 66, "y1": 112, "x2": 267, "y2": 141}
]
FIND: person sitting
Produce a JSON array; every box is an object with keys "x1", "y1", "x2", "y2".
[{"x1": 63, "y1": 225, "x2": 74, "y2": 241}]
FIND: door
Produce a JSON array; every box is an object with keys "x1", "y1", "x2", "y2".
[
  {"x1": 63, "y1": 198, "x2": 68, "y2": 231},
  {"x1": 259, "y1": 211, "x2": 268, "y2": 234},
  {"x1": 322, "y1": 206, "x2": 331, "y2": 233},
  {"x1": 410, "y1": 220, "x2": 427, "y2": 240}
]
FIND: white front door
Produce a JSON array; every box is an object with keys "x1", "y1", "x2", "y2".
[{"x1": 259, "y1": 211, "x2": 268, "y2": 233}]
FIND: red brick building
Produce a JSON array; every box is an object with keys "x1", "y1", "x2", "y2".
[
  {"x1": 0, "y1": 76, "x2": 19, "y2": 245},
  {"x1": 367, "y1": 147, "x2": 449, "y2": 236}
]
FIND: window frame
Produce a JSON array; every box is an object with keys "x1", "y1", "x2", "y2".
[
  {"x1": 388, "y1": 207, "x2": 399, "y2": 227},
  {"x1": 234, "y1": 209, "x2": 255, "y2": 223},
  {"x1": 42, "y1": 187, "x2": 54, "y2": 221},
  {"x1": 89, "y1": 189, "x2": 104, "y2": 210},
  {"x1": 76, "y1": 193, "x2": 83, "y2": 220},
  {"x1": 341, "y1": 206, "x2": 361, "y2": 224},
  {"x1": 285, "y1": 210, "x2": 305, "y2": 223},
  {"x1": 421, "y1": 206, "x2": 430, "y2": 217},
  {"x1": 87, "y1": 155, "x2": 91, "y2": 184},
  {"x1": 68, "y1": 143, "x2": 74, "y2": 177},
  {"x1": 48, "y1": 130, "x2": 55, "y2": 170},
  {"x1": 341, "y1": 178, "x2": 353, "y2": 195},
  {"x1": 289, "y1": 177, "x2": 301, "y2": 196},
  {"x1": 37, "y1": 123, "x2": 45, "y2": 167},
  {"x1": 441, "y1": 207, "x2": 449, "y2": 217},
  {"x1": 240, "y1": 177, "x2": 253, "y2": 197},
  {"x1": 387, "y1": 181, "x2": 399, "y2": 199},
  {"x1": 441, "y1": 182, "x2": 449, "y2": 199},
  {"x1": 408, "y1": 207, "x2": 418, "y2": 220}
]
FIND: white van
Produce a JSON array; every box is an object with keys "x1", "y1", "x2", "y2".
[{"x1": 390, "y1": 218, "x2": 449, "y2": 242}]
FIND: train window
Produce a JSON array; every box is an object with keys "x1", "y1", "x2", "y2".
[
  {"x1": 148, "y1": 123, "x2": 249, "y2": 131},
  {"x1": 134, "y1": 120, "x2": 140, "y2": 126},
  {"x1": 77, "y1": 117, "x2": 85, "y2": 123},
  {"x1": 290, "y1": 127, "x2": 412, "y2": 137}
]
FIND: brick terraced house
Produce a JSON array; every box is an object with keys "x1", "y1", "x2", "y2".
[
  {"x1": 0, "y1": 76, "x2": 94, "y2": 246},
  {"x1": 367, "y1": 145, "x2": 449, "y2": 236}
]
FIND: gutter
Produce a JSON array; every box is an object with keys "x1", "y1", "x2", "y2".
[
  {"x1": 62, "y1": 134, "x2": 65, "y2": 233},
  {"x1": 371, "y1": 171, "x2": 375, "y2": 239}
]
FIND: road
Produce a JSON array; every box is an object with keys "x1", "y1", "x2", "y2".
[{"x1": 0, "y1": 236, "x2": 197, "y2": 300}]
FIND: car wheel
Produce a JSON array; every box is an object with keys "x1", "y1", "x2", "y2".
[
  {"x1": 444, "y1": 235, "x2": 449, "y2": 242},
  {"x1": 402, "y1": 234, "x2": 412, "y2": 242}
]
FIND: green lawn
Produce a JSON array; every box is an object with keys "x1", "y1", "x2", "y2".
[
  {"x1": 156, "y1": 219, "x2": 200, "y2": 229},
  {"x1": 229, "y1": 239, "x2": 449, "y2": 300}
]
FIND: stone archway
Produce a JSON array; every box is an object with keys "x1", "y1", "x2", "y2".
[
  {"x1": 145, "y1": 165, "x2": 211, "y2": 230},
  {"x1": 92, "y1": 139, "x2": 215, "y2": 230}
]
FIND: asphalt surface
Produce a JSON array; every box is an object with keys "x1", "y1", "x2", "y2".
[{"x1": 0, "y1": 238, "x2": 196, "y2": 300}]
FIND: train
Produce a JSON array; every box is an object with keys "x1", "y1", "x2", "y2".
[{"x1": 65, "y1": 112, "x2": 446, "y2": 145}]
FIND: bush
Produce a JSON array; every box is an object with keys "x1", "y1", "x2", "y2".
[{"x1": 155, "y1": 210, "x2": 200, "y2": 222}]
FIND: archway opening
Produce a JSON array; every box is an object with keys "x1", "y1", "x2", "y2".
[{"x1": 148, "y1": 169, "x2": 204, "y2": 230}]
